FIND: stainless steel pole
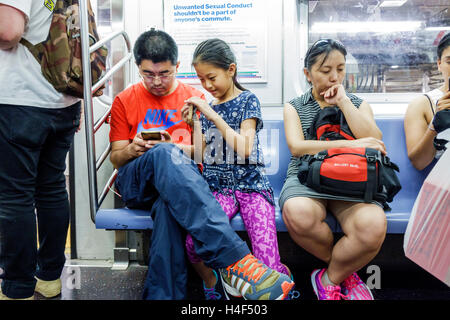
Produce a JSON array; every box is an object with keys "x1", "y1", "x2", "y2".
[{"x1": 79, "y1": 0, "x2": 99, "y2": 223}]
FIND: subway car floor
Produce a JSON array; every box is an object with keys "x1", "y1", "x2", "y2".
[
  {"x1": 33, "y1": 233, "x2": 450, "y2": 301},
  {"x1": 37, "y1": 260, "x2": 449, "y2": 301}
]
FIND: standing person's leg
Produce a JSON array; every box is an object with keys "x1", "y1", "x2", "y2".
[
  {"x1": 34, "y1": 103, "x2": 80, "y2": 293},
  {"x1": 0, "y1": 105, "x2": 50, "y2": 299},
  {"x1": 236, "y1": 191, "x2": 289, "y2": 276},
  {"x1": 142, "y1": 197, "x2": 188, "y2": 300}
]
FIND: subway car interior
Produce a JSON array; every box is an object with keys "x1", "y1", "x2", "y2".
[{"x1": 1, "y1": 0, "x2": 450, "y2": 303}]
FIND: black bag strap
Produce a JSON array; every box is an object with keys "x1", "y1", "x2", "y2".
[
  {"x1": 310, "y1": 161, "x2": 323, "y2": 192},
  {"x1": 364, "y1": 149, "x2": 379, "y2": 203},
  {"x1": 424, "y1": 94, "x2": 435, "y2": 116}
]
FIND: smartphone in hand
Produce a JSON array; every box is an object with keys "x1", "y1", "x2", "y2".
[{"x1": 141, "y1": 131, "x2": 162, "y2": 140}]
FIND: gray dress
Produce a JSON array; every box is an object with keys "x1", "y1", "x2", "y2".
[{"x1": 278, "y1": 89, "x2": 382, "y2": 210}]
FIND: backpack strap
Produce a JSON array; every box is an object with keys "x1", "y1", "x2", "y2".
[{"x1": 19, "y1": 38, "x2": 42, "y2": 63}]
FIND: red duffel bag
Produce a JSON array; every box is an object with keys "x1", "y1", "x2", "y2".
[{"x1": 297, "y1": 147, "x2": 401, "y2": 209}]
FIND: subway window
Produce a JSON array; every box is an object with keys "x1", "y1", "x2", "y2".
[{"x1": 308, "y1": 0, "x2": 449, "y2": 94}]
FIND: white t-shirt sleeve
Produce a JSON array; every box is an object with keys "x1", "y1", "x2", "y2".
[
  {"x1": 0, "y1": 0, "x2": 79, "y2": 108},
  {"x1": 0, "y1": 0, "x2": 32, "y2": 18}
]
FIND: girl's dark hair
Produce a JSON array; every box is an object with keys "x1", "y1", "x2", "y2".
[
  {"x1": 192, "y1": 38, "x2": 246, "y2": 91},
  {"x1": 437, "y1": 33, "x2": 450, "y2": 60},
  {"x1": 134, "y1": 29, "x2": 178, "y2": 66},
  {"x1": 304, "y1": 39, "x2": 347, "y2": 71}
]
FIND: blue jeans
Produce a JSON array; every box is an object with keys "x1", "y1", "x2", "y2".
[
  {"x1": 116, "y1": 143, "x2": 250, "y2": 300},
  {"x1": 0, "y1": 102, "x2": 81, "y2": 299}
]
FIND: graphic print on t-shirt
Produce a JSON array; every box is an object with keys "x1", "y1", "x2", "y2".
[{"x1": 136, "y1": 107, "x2": 182, "y2": 133}]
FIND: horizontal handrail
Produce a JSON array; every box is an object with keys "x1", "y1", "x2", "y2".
[
  {"x1": 94, "y1": 107, "x2": 111, "y2": 133},
  {"x1": 90, "y1": 30, "x2": 132, "y2": 94},
  {"x1": 98, "y1": 169, "x2": 118, "y2": 208},
  {"x1": 96, "y1": 143, "x2": 111, "y2": 171},
  {"x1": 90, "y1": 30, "x2": 131, "y2": 54},
  {"x1": 96, "y1": 94, "x2": 113, "y2": 106},
  {"x1": 92, "y1": 52, "x2": 133, "y2": 93}
]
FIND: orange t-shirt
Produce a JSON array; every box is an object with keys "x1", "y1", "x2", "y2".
[{"x1": 109, "y1": 81, "x2": 204, "y2": 145}]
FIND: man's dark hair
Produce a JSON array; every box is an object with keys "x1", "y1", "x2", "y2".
[
  {"x1": 133, "y1": 29, "x2": 178, "y2": 66},
  {"x1": 437, "y1": 33, "x2": 450, "y2": 60}
]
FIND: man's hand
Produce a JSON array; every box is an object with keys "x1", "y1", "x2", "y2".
[
  {"x1": 127, "y1": 132, "x2": 150, "y2": 158},
  {"x1": 136, "y1": 130, "x2": 172, "y2": 153}
]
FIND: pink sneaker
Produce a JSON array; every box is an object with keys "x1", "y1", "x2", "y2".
[
  {"x1": 340, "y1": 273, "x2": 374, "y2": 300},
  {"x1": 311, "y1": 269, "x2": 344, "y2": 300}
]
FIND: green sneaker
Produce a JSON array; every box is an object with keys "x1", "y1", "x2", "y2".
[{"x1": 219, "y1": 254, "x2": 294, "y2": 300}]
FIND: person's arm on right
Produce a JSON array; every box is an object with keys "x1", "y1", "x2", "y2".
[
  {"x1": 404, "y1": 96, "x2": 437, "y2": 170},
  {"x1": 0, "y1": 4, "x2": 26, "y2": 50}
]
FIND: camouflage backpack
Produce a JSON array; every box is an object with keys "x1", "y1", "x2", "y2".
[{"x1": 20, "y1": 0, "x2": 108, "y2": 98}]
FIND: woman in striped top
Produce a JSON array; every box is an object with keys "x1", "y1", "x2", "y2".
[{"x1": 280, "y1": 39, "x2": 387, "y2": 300}]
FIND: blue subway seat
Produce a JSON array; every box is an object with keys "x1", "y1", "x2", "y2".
[{"x1": 96, "y1": 117, "x2": 432, "y2": 234}]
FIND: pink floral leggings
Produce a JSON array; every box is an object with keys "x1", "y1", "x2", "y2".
[{"x1": 185, "y1": 190, "x2": 289, "y2": 276}]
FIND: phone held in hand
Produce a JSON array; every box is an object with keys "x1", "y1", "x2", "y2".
[{"x1": 141, "y1": 131, "x2": 162, "y2": 140}]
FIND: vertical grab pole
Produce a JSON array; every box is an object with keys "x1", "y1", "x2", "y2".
[{"x1": 79, "y1": 0, "x2": 99, "y2": 223}]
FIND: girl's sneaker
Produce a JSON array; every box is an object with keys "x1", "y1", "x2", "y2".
[
  {"x1": 203, "y1": 270, "x2": 223, "y2": 300},
  {"x1": 311, "y1": 268, "x2": 345, "y2": 300},
  {"x1": 340, "y1": 272, "x2": 374, "y2": 300}
]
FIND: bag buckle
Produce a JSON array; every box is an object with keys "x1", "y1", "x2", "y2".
[
  {"x1": 315, "y1": 154, "x2": 326, "y2": 161},
  {"x1": 366, "y1": 154, "x2": 377, "y2": 163}
]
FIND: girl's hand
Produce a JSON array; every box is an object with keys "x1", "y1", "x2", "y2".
[
  {"x1": 185, "y1": 96, "x2": 219, "y2": 122},
  {"x1": 181, "y1": 103, "x2": 198, "y2": 126},
  {"x1": 321, "y1": 84, "x2": 350, "y2": 107}
]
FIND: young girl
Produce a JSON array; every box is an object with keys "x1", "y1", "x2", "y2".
[
  {"x1": 280, "y1": 39, "x2": 387, "y2": 300},
  {"x1": 181, "y1": 38, "x2": 292, "y2": 300}
]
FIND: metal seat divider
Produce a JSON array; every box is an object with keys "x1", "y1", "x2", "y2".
[{"x1": 79, "y1": 0, "x2": 133, "y2": 270}]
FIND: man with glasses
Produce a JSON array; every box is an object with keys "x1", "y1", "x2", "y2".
[{"x1": 109, "y1": 29, "x2": 294, "y2": 300}]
